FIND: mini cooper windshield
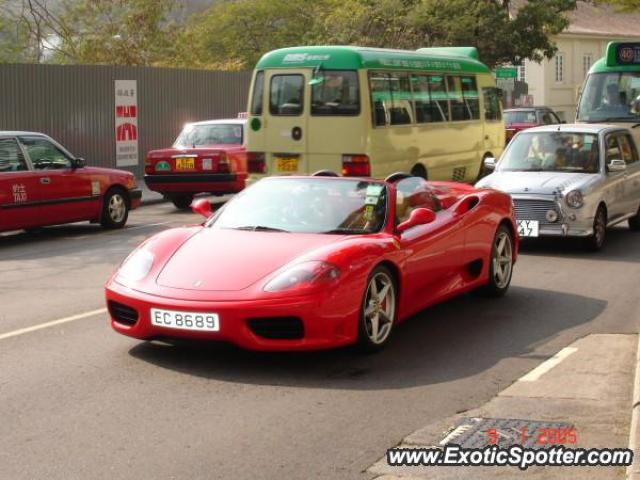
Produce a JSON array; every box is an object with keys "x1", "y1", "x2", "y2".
[
  {"x1": 209, "y1": 178, "x2": 388, "y2": 234},
  {"x1": 499, "y1": 132, "x2": 600, "y2": 173}
]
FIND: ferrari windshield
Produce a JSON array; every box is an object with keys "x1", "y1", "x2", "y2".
[
  {"x1": 499, "y1": 131, "x2": 600, "y2": 173},
  {"x1": 174, "y1": 123, "x2": 243, "y2": 147},
  {"x1": 209, "y1": 178, "x2": 388, "y2": 234},
  {"x1": 577, "y1": 72, "x2": 640, "y2": 123}
]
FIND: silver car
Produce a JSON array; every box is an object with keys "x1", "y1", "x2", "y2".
[{"x1": 476, "y1": 124, "x2": 640, "y2": 250}]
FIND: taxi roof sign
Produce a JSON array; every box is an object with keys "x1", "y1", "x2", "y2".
[{"x1": 606, "y1": 41, "x2": 640, "y2": 67}]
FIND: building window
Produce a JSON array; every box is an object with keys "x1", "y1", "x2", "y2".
[
  {"x1": 516, "y1": 64, "x2": 526, "y2": 83},
  {"x1": 555, "y1": 54, "x2": 565, "y2": 83},
  {"x1": 582, "y1": 54, "x2": 592, "y2": 78}
]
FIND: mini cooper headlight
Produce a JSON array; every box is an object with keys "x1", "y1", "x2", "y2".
[
  {"x1": 264, "y1": 261, "x2": 340, "y2": 293},
  {"x1": 565, "y1": 190, "x2": 584, "y2": 209},
  {"x1": 117, "y1": 249, "x2": 155, "y2": 282},
  {"x1": 545, "y1": 209, "x2": 559, "y2": 223}
]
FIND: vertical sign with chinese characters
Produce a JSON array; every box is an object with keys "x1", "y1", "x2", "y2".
[{"x1": 114, "y1": 80, "x2": 139, "y2": 167}]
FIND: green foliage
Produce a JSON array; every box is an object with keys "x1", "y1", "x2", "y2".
[
  {"x1": 3, "y1": 0, "x2": 579, "y2": 69},
  {"x1": 595, "y1": 0, "x2": 640, "y2": 11},
  {"x1": 53, "y1": 0, "x2": 181, "y2": 65},
  {"x1": 0, "y1": 1, "x2": 33, "y2": 62},
  {"x1": 175, "y1": 0, "x2": 328, "y2": 70}
]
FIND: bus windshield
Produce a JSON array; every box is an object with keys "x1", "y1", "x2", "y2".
[{"x1": 578, "y1": 72, "x2": 640, "y2": 123}]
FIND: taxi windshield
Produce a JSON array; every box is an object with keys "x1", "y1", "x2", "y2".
[
  {"x1": 209, "y1": 178, "x2": 388, "y2": 234},
  {"x1": 174, "y1": 124, "x2": 243, "y2": 147},
  {"x1": 577, "y1": 72, "x2": 640, "y2": 123},
  {"x1": 499, "y1": 132, "x2": 600, "y2": 173},
  {"x1": 504, "y1": 110, "x2": 537, "y2": 125}
]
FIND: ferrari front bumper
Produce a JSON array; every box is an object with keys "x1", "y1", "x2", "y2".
[{"x1": 105, "y1": 281, "x2": 358, "y2": 351}]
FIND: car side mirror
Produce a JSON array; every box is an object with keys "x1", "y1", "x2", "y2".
[
  {"x1": 397, "y1": 207, "x2": 436, "y2": 234},
  {"x1": 483, "y1": 157, "x2": 496, "y2": 171},
  {"x1": 191, "y1": 198, "x2": 212, "y2": 219},
  {"x1": 607, "y1": 159, "x2": 626, "y2": 173},
  {"x1": 72, "y1": 157, "x2": 86, "y2": 169}
]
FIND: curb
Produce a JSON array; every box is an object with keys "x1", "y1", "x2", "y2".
[{"x1": 628, "y1": 332, "x2": 640, "y2": 479}]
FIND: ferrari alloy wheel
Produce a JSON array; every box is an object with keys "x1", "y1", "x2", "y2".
[
  {"x1": 101, "y1": 189, "x2": 129, "y2": 229},
  {"x1": 358, "y1": 266, "x2": 397, "y2": 352},
  {"x1": 171, "y1": 194, "x2": 194, "y2": 210},
  {"x1": 584, "y1": 206, "x2": 607, "y2": 251},
  {"x1": 482, "y1": 225, "x2": 514, "y2": 297}
]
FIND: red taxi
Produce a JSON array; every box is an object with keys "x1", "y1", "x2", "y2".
[
  {"x1": 144, "y1": 119, "x2": 247, "y2": 209},
  {"x1": 0, "y1": 131, "x2": 141, "y2": 233},
  {"x1": 504, "y1": 107, "x2": 562, "y2": 144}
]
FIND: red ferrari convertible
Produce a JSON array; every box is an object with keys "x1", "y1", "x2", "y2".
[{"x1": 106, "y1": 172, "x2": 518, "y2": 351}]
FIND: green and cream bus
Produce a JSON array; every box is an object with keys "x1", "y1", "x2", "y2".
[
  {"x1": 577, "y1": 41, "x2": 640, "y2": 146},
  {"x1": 245, "y1": 46, "x2": 504, "y2": 182}
]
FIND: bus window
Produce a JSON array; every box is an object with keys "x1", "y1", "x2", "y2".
[
  {"x1": 370, "y1": 73, "x2": 391, "y2": 126},
  {"x1": 251, "y1": 71, "x2": 264, "y2": 115},
  {"x1": 483, "y1": 87, "x2": 502, "y2": 121},
  {"x1": 411, "y1": 75, "x2": 430, "y2": 123},
  {"x1": 311, "y1": 70, "x2": 360, "y2": 116},
  {"x1": 427, "y1": 75, "x2": 449, "y2": 122},
  {"x1": 389, "y1": 72, "x2": 413, "y2": 125},
  {"x1": 461, "y1": 76, "x2": 480, "y2": 120},
  {"x1": 270, "y1": 74, "x2": 304, "y2": 116},
  {"x1": 447, "y1": 76, "x2": 471, "y2": 121},
  {"x1": 369, "y1": 72, "x2": 413, "y2": 126}
]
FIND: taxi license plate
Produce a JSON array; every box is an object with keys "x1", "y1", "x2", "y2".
[
  {"x1": 175, "y1": 157, "x2": 195, "y2": 170},
  {"x1": 275, "y1": 156, "x2": 299, "y2": 173},
  {"x1": 517, "y1": 220, "x2": 539, "y2": 237},
  {"x1": 150, "y1": 308, "x2": 219, "y2": 332}
]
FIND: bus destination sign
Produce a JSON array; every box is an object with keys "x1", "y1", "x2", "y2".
[{"x1": 616, "y1": 43, "x2": 640, "y2": 66}]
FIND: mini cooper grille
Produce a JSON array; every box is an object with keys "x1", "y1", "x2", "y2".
[
  {"x1": 108, "y1": 301, "x2": 139, "y2": 326},
  {"x1": 247, "y1": 317, "x2": 304, "y2": 340},
  {"x1": 513, "y1": 198, "x2": 561, "y2": 225}
]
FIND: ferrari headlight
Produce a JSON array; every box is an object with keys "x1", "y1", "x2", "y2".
[
  {"x1": 264, "y1": 261, "x2": 340, "y2": 293},
  {"x1": 117, "y1": 249, "x2": 155, "y2": 282},
  {"x1": 565, "y1": 190, "x2": 584, "y2": 209}
]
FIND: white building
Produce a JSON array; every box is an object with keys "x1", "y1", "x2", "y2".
[{"x1": 513, "y1": 1, "x2": 640, "y2": 121}]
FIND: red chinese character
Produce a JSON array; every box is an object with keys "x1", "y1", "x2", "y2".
[
  {"x1": 116, "y1": 123, "x2": 138, "y2": 141},
  {"x1": 116, "y1": 105, "x2": 137, "y2": 118}
]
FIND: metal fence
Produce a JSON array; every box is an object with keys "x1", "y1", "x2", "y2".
[{"x1": 0, "y1": 63, "x2": 252, "y2": 177}]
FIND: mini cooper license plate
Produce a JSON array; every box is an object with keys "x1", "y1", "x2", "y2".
[
  {"x1": 151, "y1": 308, "x2": 219, "y2": 332},
  {"x1": 517, "y1": 220, "x2": 539, "y2": 237},
  {"x1": 275, "y1": 156, "x2": 298, "y2": 172},
  {"x1": 175, "y1": 157, "x2": 195, "y2": 170}
]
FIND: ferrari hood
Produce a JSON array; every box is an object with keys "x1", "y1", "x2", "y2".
[
  {"x1": 156, "y1": 228, "x2": 344, "y2": 291},
  {"x1": 478, "y1": 171, "x2": 595, "y2": 195}
]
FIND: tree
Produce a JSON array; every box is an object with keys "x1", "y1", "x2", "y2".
[
  {"x1": 594, "y1": 0, "x2": 640, "y2": 11},
  {"x1": 316, "y1": 0, "x2": 577, "y2": 68},
  {"x1": 0, "y1": 0, "x2": 35, "y2": 62},
  {"x1": 10, "y1": 0, "x2": 180, "y2": 65},
  {"x1": 175, "y1": 0, "x2": 328, "y2": 70}
]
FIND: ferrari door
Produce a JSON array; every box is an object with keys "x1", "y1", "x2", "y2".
[
  {"x1": 395, "y1": 178, "x2": 466, "y2": 312},
  {"x1": 0, "y1": 137, "x2": 42, "y2": 231}
]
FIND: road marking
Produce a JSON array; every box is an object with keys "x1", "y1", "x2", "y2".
[
  {"x1": 519, "y1": 347, "x2": 578, "y2": 382},
  {"x1": 0, "y1": 308, "x2": 107, "y2": 341}
]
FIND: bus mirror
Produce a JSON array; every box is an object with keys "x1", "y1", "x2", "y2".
[{"x1": 309, "y1": 76, "x2": 324, "y2": 86}]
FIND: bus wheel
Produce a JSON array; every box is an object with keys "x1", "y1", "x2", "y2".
[{"x1": 410, "y1": 164, "x2": 427, "y2": 179}]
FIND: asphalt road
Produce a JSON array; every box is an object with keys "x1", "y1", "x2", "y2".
[{"x1": 1, "y1": 201, "x2": 639, "y2": 480}]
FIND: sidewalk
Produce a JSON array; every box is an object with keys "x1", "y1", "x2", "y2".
[{"x1": 368, "y1": 333, "x2": 638, "y2": 479}]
